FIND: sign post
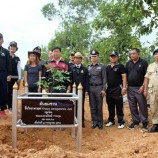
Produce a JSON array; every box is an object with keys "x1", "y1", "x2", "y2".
[
  {"x1": 12, "y1": 82, "x2": 82, "y2": 152},
  {"x1": 12, "y1": 83, "x2": 18, "y2": 148}
]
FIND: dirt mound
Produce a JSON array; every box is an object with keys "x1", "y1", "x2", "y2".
[{"x1": 0, "y1": 85, "x2": 158, "y2": 157}]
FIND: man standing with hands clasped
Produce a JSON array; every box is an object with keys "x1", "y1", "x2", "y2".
[
  {"x1": 0, "y1": 33, "x2": 12, "y2": 119},
  {"x1": 126, "y1": 48, "x2": 148, "y2": 131},
  {"x1": 87, "y1": 50, "x2": 106, "y2": 129},
  {"x1": 106, "y1": 51, "x2": 127, "y2": 129}
]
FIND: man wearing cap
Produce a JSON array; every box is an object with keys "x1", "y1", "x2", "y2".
[
  {"x1": 0, "y1": 33, "x2": 12, "y2": 119},
  {"x1": 126, "y1": 48, "x2": 148, "y2": 131},
  {"x1": 87, "y1": 50, "x2": 107, "y2": 129},
  {"x1": 7, "y1": 41, "x2": 21, "y2": 112},
  {"x1": 144, "y1": 49, "x2": 158, "y2": 132},
  {"x1": 33, "y1": 46, "x2": 46, "y2": 77},
  {"x1": 69, "y1": 51, "x2": 76, "y2": 67},
  {"x1": 105, "y1": 51, "x2": 126, "y2": 129},
  {"x1": 70, "y1": 52, "x2": 89, "y2": 128}
]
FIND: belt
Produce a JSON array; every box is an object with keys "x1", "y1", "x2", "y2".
[{"x1": 90, "y1": 83, "x2": 102, "y2": 86}]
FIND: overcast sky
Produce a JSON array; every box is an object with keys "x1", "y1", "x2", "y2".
[
  {"x1": 1, "y1": 0, "x2": 158, "y2": 69},
  {"x1": 0, "y1": 0, "x2": 59, "y2": 68}
]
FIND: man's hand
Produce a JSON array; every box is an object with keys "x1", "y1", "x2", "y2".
[
  {"x1": 7, "y1": 75, "x2": 11, "y2": 82},
  {"x1": 138, "y1": 85, "x2": 144, "y2": 93},
  {"x1": 121, "y1": 88, "x2": 126, "y2": 95},
  {"x1": 101, "y1": 90, "x2": 106, "y2": 97}
]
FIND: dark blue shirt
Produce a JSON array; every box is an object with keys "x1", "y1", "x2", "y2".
[{"x1": 24, "y1": 64, "x2": 42, "y2": 85}]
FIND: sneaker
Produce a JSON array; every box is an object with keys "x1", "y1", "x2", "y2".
[
  {"x1": 128, "y1": 122, "x2": 139, "y2": 129},
  {"x1": 105, "y1": 121, "x2": 115, "y2": 127},
  {"x1": 141, "y1": 123, "x2": 148, "y2": 132},
  {"x1": 0, "y1": 111, "x2": 7, "y2": 120},
  {"x1": 118, "y1": 123, "x2": 125, "y2": 129}
]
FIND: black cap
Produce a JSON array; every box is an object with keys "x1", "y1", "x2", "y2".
[
  {"x1": 90, "y1": 50, "x2": 99, "y2": 56},
  {"x1": 0, "y1": 33, "x2": 3, "y2": 38},
  {"x1": 9, "y1": 41, "x2": 17, "y2": 47},
  {"x1": 70, "y1": 51, "x2": 76, "y2": 56},
  {"x1": 110, "y1": 51, "x2": 119, "y2": 57},
  {"x1": 33, "y1": 46, "x2": 41, "y2": 53},
  {"x1": 28, "y1": 51, "x2": 40, "y2": 58},
  {"x1": 153, "y1": 49, "x2": 158, "y2": 55}
]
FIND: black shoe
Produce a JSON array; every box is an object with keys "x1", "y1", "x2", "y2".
[
  {"x1": 141, "y1": 123, "x2": 148, "y2": 132},
  {"x1": 149, "y1": 124, "x2": 158, "y2": 133},
  {"x1": 128, "y1": 122, "x2": 139, "y2": 129},
  {"x1": 92, "y1": 124, "x2": 97, "y2": 129},
  {"x1": 98, "y1": 125, "x2": 103, "y2": 130}
]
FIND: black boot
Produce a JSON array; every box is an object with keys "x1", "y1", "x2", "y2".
[{"x1": 149, "y1": 124, "x2": 158, "y2": 132}]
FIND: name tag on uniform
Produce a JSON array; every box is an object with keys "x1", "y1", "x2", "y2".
[
  {"x1": 0, "y1": 52, "x2": 5, "y2": 56},
  {"x1": 97, "y1": 67, "x2": 101, "y2": 70}
]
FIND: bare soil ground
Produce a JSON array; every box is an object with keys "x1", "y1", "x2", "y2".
[{"x1": 0, "y1": 85, "x2": 158, "y2": 158}]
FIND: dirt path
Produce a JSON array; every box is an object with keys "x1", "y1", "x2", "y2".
[{"x1": 0, "y1": 86, "x2": 158, "y2": 157}]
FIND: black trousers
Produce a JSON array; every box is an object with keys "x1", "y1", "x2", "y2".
[
  {"x1": 7, "y1": 78, "x2": 18, "y2": 109},
  {"x1": 106, "y1": 88, "x2": 124, "y2": 124},
  {"x1": 0, "y1": 71, "x2": 7, "y2": 111}
]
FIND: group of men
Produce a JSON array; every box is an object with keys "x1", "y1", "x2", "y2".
[{"x1": 0, "y1": 32, "x2": 158, "y2": 133}]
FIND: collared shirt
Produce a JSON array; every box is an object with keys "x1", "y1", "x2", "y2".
[
  {"x1": 75, "y1": 64, "x2": 81, "y2": 68},
  {"x1": 126, "y1": 58, "x2": 148, "y2": 87},
  {"x1": 106, "y1": 63, "x2": 126, "y2": 88},
  {"x1": 87, "y1": 62, "x2": 107, "y2": 91},
  {"x1": 71, "y1": 64, "x2": 89, "y2": 92},
  {"x1": 145, "y1": 62, "x2": 158, "y2": 86},
  {"x1": 46, "y1": 58, "x2": 70, "y2": 88}
]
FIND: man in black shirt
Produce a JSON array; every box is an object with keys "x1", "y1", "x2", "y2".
[
  {"x1": 70, "y1": 52, "x2": 89, "y2": 128},
  {"x1": 7, "y1": 41, "x2": 21, "y2": 112},
  {"x1": 0, "y1": 33, "x2": 12, "y2": 119},
  {"x1": 106, "y1": 51, "x2": 126, "y2": 129},
  {"x1": 126, "y1": 48, "x2": 148, "y2": 131}
]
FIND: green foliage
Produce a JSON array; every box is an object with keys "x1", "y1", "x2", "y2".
[
  {"x1": 41, "y1": 0, "x2": 158, "y2": 65},
  {"x1": 46, "y1": 66, "x2": 70, "y2": 91},
  {"x1": 36, "y1": 77, "x2": 49, "y2": 90}
]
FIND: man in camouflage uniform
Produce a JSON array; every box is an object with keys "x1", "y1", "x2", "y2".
[{"x1": 144, "y1": 49, "x2": 158, "y2": 132}]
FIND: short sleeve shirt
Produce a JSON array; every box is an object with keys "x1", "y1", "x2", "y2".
[
  {"x1": 24, "y1": 64, "x2": 42, "y2": 85},
  {"x1": 106, "y1": 63, "x2": 126, "y2": 88}
]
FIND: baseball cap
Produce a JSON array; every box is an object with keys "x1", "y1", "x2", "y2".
[
  {"x1": 33, "y1": 46, "x2": 41, "y2": 53},
  {"x1": 70, "y1": 51, "x2": 76, "y2": 56},
  {"x1": 0, "y1": 33, "x2": 3, "y2": 38},
  {"x1": 153, "y1": 49, "x2": 158, "y2": 55},
  {"x1": 9, "y1": 41, "x2": 17, "y2": 47},
  {"x1": 110, "y1": 51, "x2": 119, "y2": 57}
]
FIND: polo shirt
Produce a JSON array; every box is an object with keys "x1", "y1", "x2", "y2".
[
  {"x1": 126, "y1": 58, "x2": 148, "y2": 87},
  {"x1": 106, "y1": 63, "x2": 126, "y2": 88}
]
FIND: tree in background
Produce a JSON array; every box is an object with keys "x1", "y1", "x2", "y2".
[{"x1": 41, "y1": 0, "x2": 158, "y2": 64}]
